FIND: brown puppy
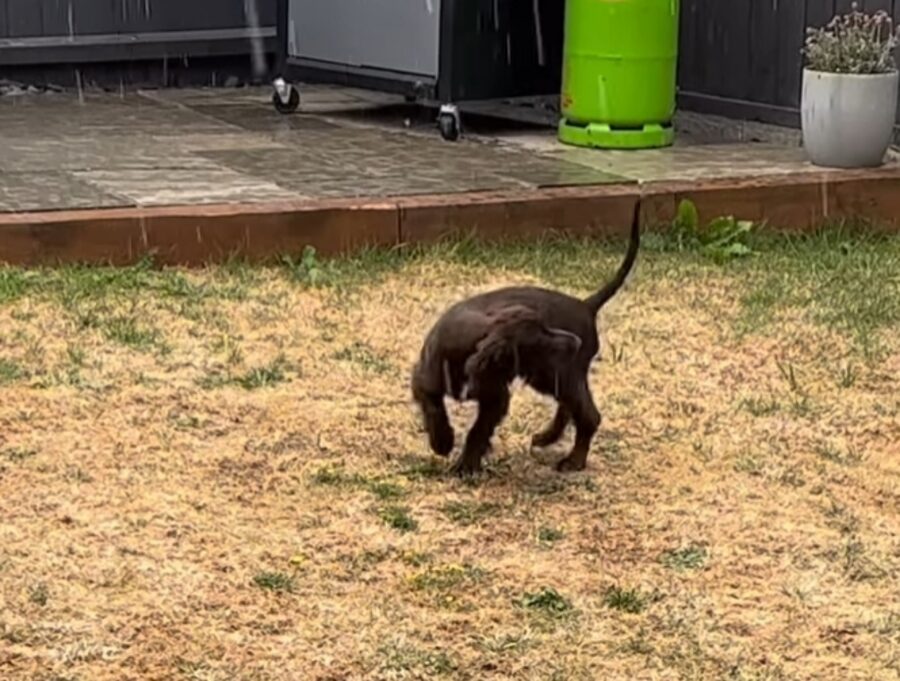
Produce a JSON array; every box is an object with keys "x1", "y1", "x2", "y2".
[{"x1": 411, "y1": 203, "x2": 641, "y2": 475}]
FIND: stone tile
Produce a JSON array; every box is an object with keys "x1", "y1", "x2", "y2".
[
  {"x1": 543, "y1": 143, "x2": 859, "y2": 183},
  {"x1": 0, "y1": 93, "x2": 234, "y2": 139},
  {"x1": 0, "y1": 171, "x2": 132, "y2": 213},
  {"x1": 75, "y1": 168, "x2": 302, "y2": 207},
  {"x1": 187, "y1": 104, "x2": 345, "y2": 133},
  {"x1": 0, "y1": 136, "x2": 220, "y2": 173}
]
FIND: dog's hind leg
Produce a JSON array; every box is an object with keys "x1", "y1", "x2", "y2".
[
  {"x1": 555, "y1": 380, "x2": 600, "y2": 473},
  {"x1": 531, "y1": 404, "x2": 570, "y2": 448},
  {"x1": 452, "y1": 388, "x2": 510, "y2": 476}
]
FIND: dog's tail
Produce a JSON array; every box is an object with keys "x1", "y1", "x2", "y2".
[{"x1": 584, "y1": 198, "x2": 641, "y2": 316}]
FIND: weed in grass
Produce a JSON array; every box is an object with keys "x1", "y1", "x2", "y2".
[
  {"x1": 379, "y1": 644, "x2": 457, "y2": 676},
  {"x1": 343, "y1": 549, "x2": 392, "y2": 575},
  {"x1": 740, "y1": 396, "x2": 781, "y2": 417},
  {"x1": 538, "y1": 526, "x2": 565, "y2": 544},
  {"x1": 603, "y1": 586, "x2": 648, "y2": 614},
  {"x1": 210, "y1": 334, "x2": 243, "y2": 366},
  {"x1": 775, "y1": 358, "x2": 803, "y2": 393},
  {"x1": 842, "y1": 537, "x2": 888, "y2": 583},
  {"x1": 67, "y1": 345, "x2": 86, "y2": 368},
  {"x1": 332, "y1": 341, "x2": 393, "y2": 374},
  {"x1": 816, "y1": 443, "x2": 864, "y2": 467},
  {"x1": 281, "y1": 247, "x2": 325, "y2": 286},
  {"x1": 661, "y1": 544, "x2": 708, "y2": 571},
  {"x1": 476, "y1": 633, "x2": 534, "y2": 654},
  {"x1": 310, "y1": 466, "x2": 367, "y2": 488},
  {"x1": 368, "y1": 480, "x2": 407, "y2": 501},
  {"x1": 64, "y1": 466, "x2": 94, "y2": 484},
  {"x1": 398, "y1": 457, "x2": 446, "y2": 481},
  {"x1": 517, "y1": 588, "x2": 573, "y2": 618},
  {"x1": 410, "y1": 563, "x2": 486, "y2": 592},
  {"x1": 399, "y1": 551, "x2": 432, "y2": 567},
  {"x1": 0, "y1": 268, "x2": 31, "y2": 303},
  {"x1": 778, "y1": 466, "x2": 807, "y2": 488},
  {"x1": 252, "y1": 571, "x2": 294, "y2": 593},
  {"x1": 621, "y1": 628, "x2": 654, "y2": 656},
  {"x1": 202, "y1": 356, "x2": 290, "y2": 391},
  {"x1": 233, "y1": 357, "x2": 288, "y2": 390},
  {"x1": 0, "y1": 358, "x2": 24, "y2": 384},
  {"x1": 788, "y1": 395, "x2": 814, "y2": 418},
  {"x1": 101, "y1": 315, "x2": 162, "y2": 351},
  {"x1": 734, "y1": 453, "x2": 764, "y2": 476},
  {"x1": 378, "y1": 505, "x2": 417, "y2": 533},
  {"x1": 1, "y1": 448, "x2": 37, "y2": 463},
  {"x1": 866, "y1": 612, "x2": 900, "y2": 637},
  {"x1": 310, "y1": 466, "x2": 405, "y2": 500},
  {"x1": 824, "y1": 498, "x2": 861, "y2": 535},
  {"x1": 668, "y1": 199, "x2": 755, "y2": 263},
  {"x1": 441, "y1": 500, "x2": 498, "y2": 526},
  {"x1": 837, "y1": 362, "x2": 859, "y2": 389},
  {"x1": 28, "y1": 583, "x2": 49, "y2": 606}
]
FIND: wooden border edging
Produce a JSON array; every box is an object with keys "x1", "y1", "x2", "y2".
[{"x1": 1, "y1": 167, "x2": 899, "y2": 266}]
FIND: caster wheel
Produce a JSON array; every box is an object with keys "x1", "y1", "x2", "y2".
[
  {"x1": 272, "y1": 86, "x2": 300, "y2": 114},
  {"x1": 438, "y1": 113, "x2": 460, "y2": 142}
]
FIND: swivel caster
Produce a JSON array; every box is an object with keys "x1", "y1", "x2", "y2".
[
  {"x1": 272, "y1": 77, "x2": 300, "y2": 114},
  {"x1": 438, "y1": 103, "x2": 461, "y2": 142}
]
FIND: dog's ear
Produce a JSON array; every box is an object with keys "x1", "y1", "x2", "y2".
[{"x1": 542, "y1": 327, "x2": 582, "y2": 354}]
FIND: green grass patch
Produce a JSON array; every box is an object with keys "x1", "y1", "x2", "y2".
[
  {"x1": 252, "y1": 571, "x2": 294, "y2": 593},
  {"x1": 410, "y1": 563, "x2": 486, "y2": 592},
  {"x1": 517, "y1": 588, "x2": 573, "y2": 618},
  {"x1": 378, "y1": 505, "x2": 418, "y2": 533},
  {"x1": 332, "y1": 341, "x2": 393, "y2": 374},
  {"x1": 660, "y1": 544, "x2": 708, "y2": 571},
  {"x1": 603, "y1": 586, "x2": 649, "y2": 614},
  {"x1": 440, "y1": 500, "x2": 498, "y2": 526}
]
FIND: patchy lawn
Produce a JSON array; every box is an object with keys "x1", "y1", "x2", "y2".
[{"x1": 0, "y1": 228, "x2": 898, "y2": 680}]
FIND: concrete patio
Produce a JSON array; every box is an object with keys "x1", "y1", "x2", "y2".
[{"x1": 1, "y1": 83, "x2": 899, "y2": 265}]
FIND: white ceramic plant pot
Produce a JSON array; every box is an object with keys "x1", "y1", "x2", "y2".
[{"x1": 801, "y1": 68, "x2": 899, "y2": 168}]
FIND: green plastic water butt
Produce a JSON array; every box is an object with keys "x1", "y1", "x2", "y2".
[{"x1": 559, "y1": 0, "x2": 680, "y2": 149}]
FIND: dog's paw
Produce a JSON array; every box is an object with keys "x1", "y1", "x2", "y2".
[
  {"x1": 555, "y1": 455, "x2": 587, "y2": 473},
  {"x1": 450, "y1": 457, "x2": 483, "y2": 477},
  {"x1": 531, "y1": 432, "x2": 558, "y2": 449},
  {"x1": 429, "y1": 428, "x2": 454, "y2": 457}
]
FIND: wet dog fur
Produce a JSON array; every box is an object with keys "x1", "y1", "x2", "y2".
[{"x1": 411, "y1": 204, "x2": 641, "y2": 476}]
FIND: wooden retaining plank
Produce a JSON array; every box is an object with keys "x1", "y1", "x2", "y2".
[{"x1": 1, "y1": 168, "x2": 900, "y2": 267}]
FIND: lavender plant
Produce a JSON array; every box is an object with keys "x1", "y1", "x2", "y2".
[{"x1": 804, "y1": 3, "x2": 900, "y2": 74}]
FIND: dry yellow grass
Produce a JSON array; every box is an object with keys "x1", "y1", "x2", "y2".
[{"x1": 0, "y1": 242, "x2": 898, "y2": 681}]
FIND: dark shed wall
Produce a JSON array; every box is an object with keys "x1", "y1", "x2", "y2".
[{"x1": 677, "y1": 0, "x2": 900, "y2": 126}]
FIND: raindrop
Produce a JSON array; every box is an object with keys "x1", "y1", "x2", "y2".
[
  {"x1": 74, "y1": 68, "x2": 84, "y2": 105},
  {"x1": 144, "y1": 0, "x2": 151, "y2": 18},
  {"x1": 244, "y1": 0, "x2": 267, "y2": 81},
  {"x1": 506, "y1": 33, "x2": 512, "y2": 65},
  {"x1": 425, "y1": 0, "x2": 434, "y2": 14},
  {"x1": 67, "y1": 1, "x2": 74, "y2": 40},
  {"x1": 162, "y1": 55, "x2": 168, "y2": 86},
  {"x1": 493, "y1": 0, "x2": 500, "y2": 31},
  {"x1": 532, "y1": 0, "x2": 545, "y2": 67}
]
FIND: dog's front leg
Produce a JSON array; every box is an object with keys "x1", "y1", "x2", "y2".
[
  {"x1": 451, "y1": 389, "x2": 510, "y2": 476},
  {"x1": 418, "y1": 392, "x2": 454, "y2": 457}
]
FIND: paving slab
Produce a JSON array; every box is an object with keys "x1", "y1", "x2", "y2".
[
  {"x1": 0, "y1": 171, "x2": 131, "y2": 212},
  {"x1": 1, "y1": 84, "x2": 900, "y2": 266}
]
